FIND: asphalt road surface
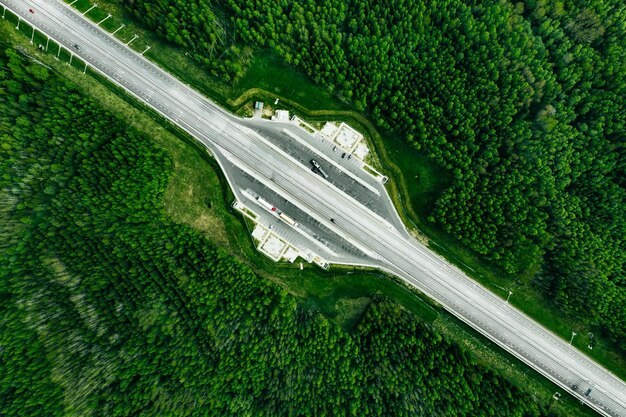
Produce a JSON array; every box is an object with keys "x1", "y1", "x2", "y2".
[
  {"x1": 242, "y1": 118, "x2": 410, "y2": 235},
  {"x1": 5, "y1": 1, "x2": 626, "y2": 415}
]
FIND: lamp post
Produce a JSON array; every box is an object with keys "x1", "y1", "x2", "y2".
[
  {"x1": 112, "y1": 24, "x2": 125, "y2": 35},
  {"x1": 506, "y1": 290, "x2": 513, "y2": 303},
  {"x1": 570, "y1": 331, "x2": 577, "y2": 345},
  {"x1": 83, "y1": 4, "x2": 97, "y2": 16},
  {"x1": 97, "y1": 14, "x2": 111, "y2": 26},
  {"x1": 126, "y1": 34, "x2": 139, "y2": 46}
]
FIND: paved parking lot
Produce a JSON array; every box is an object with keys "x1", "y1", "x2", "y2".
[{"x1": 239, "y1": 117, "x2": 407, "y2": 235}]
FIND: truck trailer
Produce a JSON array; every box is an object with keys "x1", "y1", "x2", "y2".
[
  {"x1": 279, "y1": 212, "x2": 298, "y2": 227},
  {"x1": 257, "y1": 197, "x2": 276, "y2": 212}
]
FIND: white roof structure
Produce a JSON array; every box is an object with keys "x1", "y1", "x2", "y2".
[
  {"x1": 335, "y1": 123, "x2": 362, "y2": 149},
  {"x1": 283, "y1": 246, "x2": 300, "y2": 263},
  {"x1": 320, "y1": 122, "x2": 338, "y2": 138},
  {"x1": 251, "y1": 224, "x2": 268, "y2": 241},
  {"x1": 273, "y1": 110, "x2": 290, "y2": 121},
  {"x1": 261, "y1": 235, "x2": 286, "y2": 259},
  {"x1": 353, "y1": 143, "x2": 369, "y2": 160}
]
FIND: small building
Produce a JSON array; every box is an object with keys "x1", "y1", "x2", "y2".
[
  {"x1": 320, "y1": 122, "x2": 338, "y2": 138},
  {"x1": 251, "y1": 224, "x2": 268, "y2": 242},
  {"x1": 254, "y1": 101, "x2": 264, "y2": 110},
  {"x1": 261, "y1": 235, "x2": 286, "y2": 260},
  {"x1": 353, "y1": 143, "x2": 369, "y2": 160},
  {"x1": 335, "y1": 122, "x2": 362, "y2": 149},
  {"x1": 283, "y1": 246, "x2": 300, "y2": 263},
  {"x1": 272, "y1": 109, "x2": 290, "y2": 121}
]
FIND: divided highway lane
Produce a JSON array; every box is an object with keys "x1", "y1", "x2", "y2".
[
  {"x1": 7, "y1": 1, "x2": 626, "y2": 416},
  {"x1": 10, "y1": 2, "x2": 394, "y2": 259},
  {"x1": 17, "y1": 0, "x2": 393, "y2": 262}
]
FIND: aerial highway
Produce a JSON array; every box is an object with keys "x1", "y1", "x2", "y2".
[{"x1": 4, "y1": 0, "x2": 626, "y2": 415}]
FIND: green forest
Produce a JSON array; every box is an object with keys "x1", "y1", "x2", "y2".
[
  {"x1": 0, "y1": 46, "x2": 557, "y2": 416},
  {"x1": 122, "y1": 0, "x2": 626, "y2": 351}
]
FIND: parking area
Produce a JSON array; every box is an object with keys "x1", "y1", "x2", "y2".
[
  {"x1": 220, "y1": 116, "x2": 409, "y2": 263},
  {"x1": 239, "y1": 118, "x2": 394, "y2": 217}
]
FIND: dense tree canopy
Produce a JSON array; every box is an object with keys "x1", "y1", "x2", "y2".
[
  {"x1": 121, "y1": 0, "x2": 626, "y2": 350},
  {"x1": 0, "y1": 46, "x2": 554, "y2": 416}
]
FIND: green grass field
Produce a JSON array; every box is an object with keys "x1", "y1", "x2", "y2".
[
  {"x1": 2, "y1": 5, "x2": 625, "y2": 413},
  {"x1": 234, "y1": 50, "x2": 350, "y2": 112}
]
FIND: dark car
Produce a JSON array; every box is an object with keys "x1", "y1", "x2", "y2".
[
  {"x1": 341, "y1": 153, "x2": 346, "y2": 158},
  {"x1": 74, "y1": 44, "x2": 81, "y2": 50}
]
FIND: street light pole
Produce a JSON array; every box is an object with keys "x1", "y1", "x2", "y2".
[
  {"x1": 112, "y1": 24, "x2": 125, "y2": 35},
  {"x1": 83, "y1": 4, "x2": 98, "y2": 16},
  {"x1": 126, "y1": 34, "x2": 139, "y2": 46},
  {"x1": 97, "y1": 14, "x2": 111, "y2": 26},
  {"x1": 506, "y1": 290, "x2": 513, "y2": 303},
  {"x1": 570, "y1": 331, "x2": 577, "y2": 345}
]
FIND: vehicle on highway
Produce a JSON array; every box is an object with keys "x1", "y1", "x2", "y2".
[
  {"x1": 74, "y1": 44, "x2": 81, "y2": 50},
  {"x1": 279, "y1": 212, "x2": 298, "y2": 227},
  {"x1": 29, "y1": 8, "x2": 34, "y2": 13},
  {"x1": 347, "y1": 154, "x2": 352, "y2": 160},
  {"x1": 330, "y1": 218, "x2": 336, "y2": 223},
  {"x1": 257, "y1": 197, "x2": 277, "y2": 212},
  {"x1": 310, "y1": 159, "x2": 329, "y2": 179},
  {"x1": 332, "y1": 146, "x2": 337, "y2": 152},
  {"x1": 341, "y1": 152, "x2": 346, "y2": 158}
]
